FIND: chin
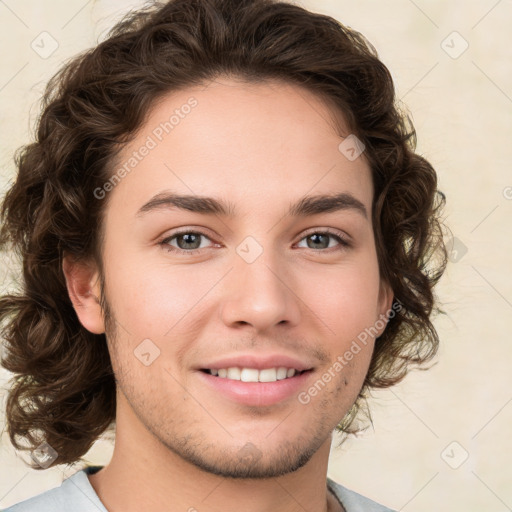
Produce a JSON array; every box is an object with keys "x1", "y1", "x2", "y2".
[{"x1": 167, "y1": 434, "x2": 325, "y2": 479}]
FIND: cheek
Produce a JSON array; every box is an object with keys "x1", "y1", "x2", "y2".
[
  {"x1": 107, "y1": 255, "x2": 217, "y2": 337},
  {"x1": 104, "y1": 240, "x2": 381, "y2": 351},
  {"x1": 300, "y1": 260, "x2": 381, "y2": 341}
]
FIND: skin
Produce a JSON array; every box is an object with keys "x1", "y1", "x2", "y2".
[{"x1": 63, "y1": 76, "x2": 393, "y2": 512}]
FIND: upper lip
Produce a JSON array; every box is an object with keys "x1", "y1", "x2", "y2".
[{"x1": 198, "y1": 354, "x2": 314, "y2": 372}]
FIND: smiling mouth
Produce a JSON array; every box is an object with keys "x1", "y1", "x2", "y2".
[{"x1": 200, "y1": 367, "x2": 311, "y2": 383}]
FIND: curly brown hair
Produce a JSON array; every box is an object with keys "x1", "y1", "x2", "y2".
[{"x1": 0, "y1": 0, "x2": 447, "y2": 469}]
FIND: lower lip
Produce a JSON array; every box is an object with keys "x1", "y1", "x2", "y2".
[{"x1": 197, "y1": 370, "x2": 313, "y2": 407}]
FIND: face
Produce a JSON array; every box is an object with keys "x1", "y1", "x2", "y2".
[{"x1": 83, "y1": 77, "x2": 393, "y2": 478}]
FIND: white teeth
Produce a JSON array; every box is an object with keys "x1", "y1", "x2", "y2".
[
  {"x1": 258, "y1": 368, "x2": 277, "y2": 382},
  {"x1": 276, "y1": 367, "x2": 288, "y2": 380},
  {"x1": 208, "y1": 367, "x2": 302, "y2": 382},
  {"x1": 227, "y1": 367, "x2": 241, "y2": 380},
  {"x1": 240, "y1": 368, "x2": 259, "y2": 382}
]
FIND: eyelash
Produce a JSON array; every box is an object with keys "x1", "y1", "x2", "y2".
[{"x1": 159, "y1": 228, "x2": 351, "y2": 255}]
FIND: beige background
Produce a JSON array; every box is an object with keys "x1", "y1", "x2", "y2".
[{"x1": 1, "y1": 1, "x2": 511, "y2": 510}]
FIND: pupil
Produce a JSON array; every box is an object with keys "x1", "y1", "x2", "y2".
[
  {"x1": 309, "y1": 234, "x2": 328, "y2": 249},
  {"x1": 180, "y1": 233, "x2": 200, "y2": 249}
]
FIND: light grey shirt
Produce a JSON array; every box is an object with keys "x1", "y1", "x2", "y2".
[{"x1": 2, "y1": 466, "x2": 396, "y2": 512}]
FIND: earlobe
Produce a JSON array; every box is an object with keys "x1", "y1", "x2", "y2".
[
  {"x1": 376, "y1": 279, "x2": 394, "y2": 337},
  {"x1": 62, "y1": 252, "x2": 105, "y2": 334}
]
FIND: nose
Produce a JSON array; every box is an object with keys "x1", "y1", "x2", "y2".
[{"x1": 219, "y1": 248, "x2": 301, "y2": 332}]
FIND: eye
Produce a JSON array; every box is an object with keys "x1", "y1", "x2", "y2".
[
  {"x1": 159, "y1": 230, "x2": 215, "y2": 255},
  {"x1": 296, "y1": 229, "x2": 351, "y2": 251},
  {"x1": 158, "y1": 228, "x2": 351, "y2": 256}
]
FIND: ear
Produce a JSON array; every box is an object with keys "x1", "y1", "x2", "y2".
[
  {"x1": 375, "y1": 278, "x2": 395, "y2": 338},
  {"x1": 62, "y1": 251, "x2": 105, "y2": 334}
]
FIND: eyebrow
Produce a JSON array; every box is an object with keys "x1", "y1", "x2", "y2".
[{"x1": 136, "y1": 191, "x2": 368, "y2": 220}]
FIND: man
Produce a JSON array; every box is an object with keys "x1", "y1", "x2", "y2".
[{"x1": 0, "y1": 0, "x2": 447, "y2": 510}]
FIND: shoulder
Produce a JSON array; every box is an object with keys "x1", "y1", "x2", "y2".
[
  {"x1": 327, "y1": 477, "x2": 397, "y2": 512},
  {"x1": 2, "y1": 467, "x2": 107, "y2": 512}
]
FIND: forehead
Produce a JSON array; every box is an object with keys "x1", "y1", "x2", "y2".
[{"x1": 105, "y1": 77, "x2": 372, "y2": 220}]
